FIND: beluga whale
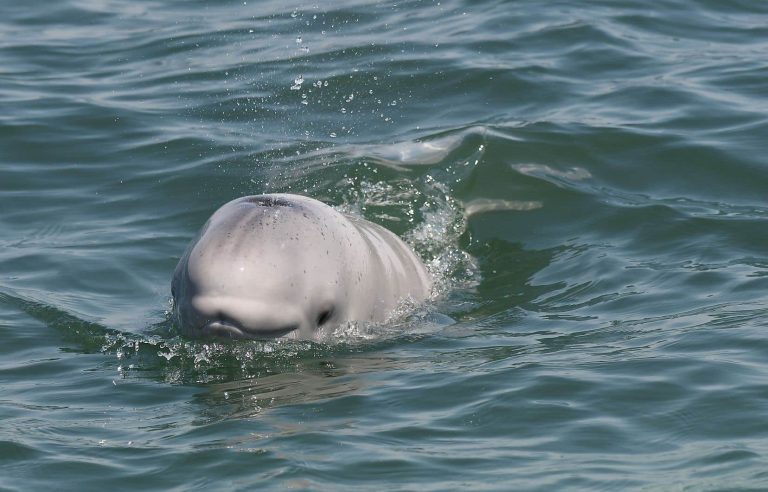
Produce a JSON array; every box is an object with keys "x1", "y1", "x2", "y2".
[{"x1": 172, "y1": 194, "x2": 432, "y2": 340}]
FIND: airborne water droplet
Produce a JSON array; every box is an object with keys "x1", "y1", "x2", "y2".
[{"x1": 290, "y1": 75, "x2": 304, "y2": 91}]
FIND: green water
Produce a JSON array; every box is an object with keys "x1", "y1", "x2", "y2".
[{"x1": 1, "y1": 0, "x2": 767, "y2": 490}]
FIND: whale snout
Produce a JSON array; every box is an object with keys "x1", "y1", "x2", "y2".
[{"x1": 183, "y1": 296, "x2": 303, "y2": 339}]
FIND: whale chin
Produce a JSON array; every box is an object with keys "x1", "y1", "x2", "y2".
[{"x1": 200, "y1": 320, "x2": 299, "y2": 340}]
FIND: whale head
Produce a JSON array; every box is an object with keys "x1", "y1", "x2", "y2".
[{"x1": 171, "y1": 195, "x2": 370, "y2": 340}]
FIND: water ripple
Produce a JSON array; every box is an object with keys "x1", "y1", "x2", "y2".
[{"x1": 1, "y1": 0, "x2": 768, "y2": 489}]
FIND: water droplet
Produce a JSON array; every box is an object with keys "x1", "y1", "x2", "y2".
[
  {"x1": 291, "y1": 10, "x2": 298, "y2": 17},
  {"x1": 290, "y1": 75, "x2": 304, "y2": 90},
  {"x1": 295, "y1": 36, "x2": 302, "y2": 44},
  {"x1": 330, "y1": 132, "x2": 337, "y2": 138}
]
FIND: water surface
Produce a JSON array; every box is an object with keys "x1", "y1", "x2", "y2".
[{"x1": 1, "y1": 0, "x2": 767, "y2": 490}]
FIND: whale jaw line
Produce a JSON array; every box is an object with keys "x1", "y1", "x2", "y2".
[{"x1": 200, "y1": 320, "x2": 299, "y2": 340}]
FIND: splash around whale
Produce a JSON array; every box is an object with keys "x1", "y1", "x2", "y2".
[{"x1": 171, "y1": 194, "x2": 432, "y2": 340}]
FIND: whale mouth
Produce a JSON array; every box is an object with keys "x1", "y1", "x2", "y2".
[{"x1": 201, "y1": 320, "x2": 298, "y2": 339}]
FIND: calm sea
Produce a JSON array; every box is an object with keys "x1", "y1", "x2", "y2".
[{"x1": 1, "y1": 0, "x2": 767, "y2": 490}]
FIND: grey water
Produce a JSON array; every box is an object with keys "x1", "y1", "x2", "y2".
[{"x1": 1, "y1": 0, "x2": 767, "y2": 490}]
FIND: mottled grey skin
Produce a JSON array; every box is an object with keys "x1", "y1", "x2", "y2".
[{"x1": 172, "y1": 194, "x2": 432, "y2": 340}]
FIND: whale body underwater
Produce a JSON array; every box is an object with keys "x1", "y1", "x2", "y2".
[{"x1": 171, "y1": 194, "x2": 432, "y2": 340}]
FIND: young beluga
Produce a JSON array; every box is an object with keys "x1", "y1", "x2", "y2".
[{"x1": 172, "y1": 194, "x2": 432, "y2": 340}]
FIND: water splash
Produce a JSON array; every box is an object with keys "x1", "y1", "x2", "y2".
[
  {"x1": 290, "y1": 75, "x2": 304, "y2": 91},
  {"x1": 336, "y1": 172, "x2": 480, "y2": 300}
]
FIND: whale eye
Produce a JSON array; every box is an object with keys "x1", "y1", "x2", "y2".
[{"x1": 317, "y1": 308, "x2": 334, "y2": 326}]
